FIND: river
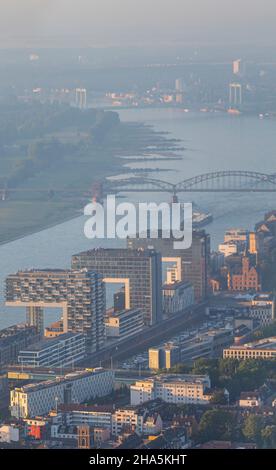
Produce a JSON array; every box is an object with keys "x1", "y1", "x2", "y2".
[{"x1": 0, "y1": 108, "x2": 276, "y2": 329}]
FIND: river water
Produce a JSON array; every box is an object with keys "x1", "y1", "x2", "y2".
[{"x1": 0, "y1": 108, "x2": 276, "y2": 329}]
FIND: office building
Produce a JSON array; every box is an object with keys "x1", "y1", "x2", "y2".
[
  {"x1": 18, "y1": 332, "x2": 86, "y2": 368},
  {"x1": 6, "y1": 269, "x2": 105, "y2": 352},
  {"x1": 130, "y1": 374, "x2": 212, "y2": 406},
  {"x1": 0, "y1": 324, "x2": 39, "y2": 367},
  {"x1": 223, "y1": 337, "x2": 276, "y2": 360},
  {"x1": 10, "y1": 368, "x2": 114, "y2": 419},
  {"x1": 75, "y1": 88, "x2": 87, "y2": 109},
  {"x1": 105, "y1": 308, "x2": 144, "y2": 340},
  {"x1": 149, "y1": 345, "x2": 181, "y2": 370},
  {"x1": 163, "y1": 281, "x2": 194, "y2": 317},
  {"x1": 128, "y1": 230, "x2": 210, "y2": 302},
  {"x1": 72, "y1": 248, "x2": 162, "y2": 326}
]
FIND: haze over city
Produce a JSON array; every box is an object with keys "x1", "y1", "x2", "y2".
[
  {"x1": 0, "y1": 0, "x2": 276, "y2": 460},
  {"x1": 0, "y1": 0, "x2": 276, "y2": 47}
]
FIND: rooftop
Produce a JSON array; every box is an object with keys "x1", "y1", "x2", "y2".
[
  {"x1": 19, "y1": 332, "x2": 84, "y2": 353},
  {"x1": 227, "y1": 336, "x2": 276, "y2": 351},
  {"x1": 14, "y1": 368, "x2": 110, "y2": 394}
]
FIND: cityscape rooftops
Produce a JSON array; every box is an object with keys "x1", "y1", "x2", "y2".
[
  {"x1": 72, "y1": 247, "x2": 159, "y2": 258},
  {"x1": 136, "y1": 374, "x2": 210, "y2": 385},
  {"x1": 227, "y1": 337, "x2": 276, "y2": 350},
  {"x1": 14, "y1": 368, "x2": 109, "y2": 394},
  {"x1": 19, "y1": 332, "x2": 84, "y2": 353}
]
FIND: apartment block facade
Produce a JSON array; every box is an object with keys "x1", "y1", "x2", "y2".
[{"x1": 6, "y1": 269, "x2": 105, "y2": 352}]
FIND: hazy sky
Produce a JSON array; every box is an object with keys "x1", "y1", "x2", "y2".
[{"x1": 0, "y1": 0, "x2": 275, "y2": 47}]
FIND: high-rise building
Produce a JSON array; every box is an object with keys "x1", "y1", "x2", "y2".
[
  {"x1": 233, "y1": 59, "x2": 241, "y2": 75},
  {"x1": 72, "y1": 249, "x2": 162, "y2": 326},
  {"x1": 6, "y1": 269, "x2": 105, "y2": 352},
  {"x1": 75, "y1": 88, "x2": 87, "y2": 109},
  {"x1": 128, "y1": 230, "x2": 210, "y2": 302}
]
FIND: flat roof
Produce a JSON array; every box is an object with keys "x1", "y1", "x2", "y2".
[
  {"x1": 14, "y1": 368, "x2": 110, "y2": 394},
  {"x1": 226, "y1": 336, "x2": 276, "y2": 351},
  {"x1": 19, "y1": 332, "x2": 83, "y2": 353}
]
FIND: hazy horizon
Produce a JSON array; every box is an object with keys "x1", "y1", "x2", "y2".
[{"x1": 0, "y1": 0, "x2": 275, "y2": 48}]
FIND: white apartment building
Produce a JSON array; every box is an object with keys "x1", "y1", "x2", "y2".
[
  {"x1": 130, "y1": 374, "x2": 212, "y2": 406},
  {"x1": 50, "y1": 406, "x2": 162, "y2": 437},
  {"x1": 10, "y1": 368, "x2": 114, "y2": 419}
]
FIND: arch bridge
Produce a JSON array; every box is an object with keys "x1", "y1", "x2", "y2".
[{"x1": 103, "y1": 171, "x2": 276, "y2": 196}]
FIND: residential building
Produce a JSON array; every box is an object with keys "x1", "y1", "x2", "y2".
[
  {"x1": 72, "y1": 248, "x2": 162, "y2": 326},
  {"x1": 10, "y1": 368, "x2": 114, "y2": 419},
  {"x1": 6, "y1": 269, "x2": 105, "y2": 352},
  {"x1": 18, "y1": 332, "x2": 86, "y2": 368},
  {"x1": 50, "y1": 404, "x2": 162, "y2": 437},
  {"x1": 130, "y1": 374, "x2": 212, "y2": 406},
  {"x1": 239, "y1": 392, "x2": 263, "y2": 408}
]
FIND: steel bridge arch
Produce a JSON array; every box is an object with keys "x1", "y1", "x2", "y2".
[
  {"x1": 103, "y1": 171, "x2": 276, "y2": 194},
  {"x1": 175, "y1": 170, "x2": 276, "y2": 192}
]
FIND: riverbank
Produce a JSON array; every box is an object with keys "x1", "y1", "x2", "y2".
[{"x1": 0, "y1": 120, "x2": 183, "y2": 244}]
